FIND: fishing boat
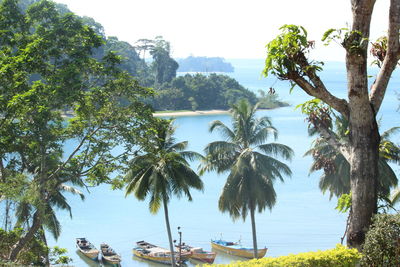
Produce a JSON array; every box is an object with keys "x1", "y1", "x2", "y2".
[
  {"x1": 211, "y1": 239, "x2": 267, "y2": 259},
  {"x1": 176, "y1": 243, "x2": 216, "y2": 264},
  {"x1": 76, "y1": 238, "x2": 99, "y2": 261},
  {"x1": 133, "y1": 240, "x2": 190, "y2": 265},
  {"x1": 100, "y1": 243, "x2": 121, "y2": 266}
]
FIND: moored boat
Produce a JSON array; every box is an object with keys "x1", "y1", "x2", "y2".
[
  {"x1": 100, "y1": 243, "x2": 121, "y2": 266},
  {"x1": 133, "y1": 240, "x2": 190, "y2": 265},
  {"x1": 76, "y1": 238, "x2": 99, "y2": 261},
  {"x1": 176, "y1": 244, "x2": 216, "y2": 264},
  {"x1": 211, "y1": 239, "x2": 267, "y2": 259}
]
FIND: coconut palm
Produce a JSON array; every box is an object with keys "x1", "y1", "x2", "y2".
[
  {"x1": 9, "y1": 170, "x2": 85, "y2": 261},
  {"x1": 125, "y1": 120, "x2": 203, "y2": 266},
  {"x1": 200, "y1": 99, "x2": 293, "y2": 259},
  {"x1": 305, "y1": 116, "x2": 399, "y2": 200}
]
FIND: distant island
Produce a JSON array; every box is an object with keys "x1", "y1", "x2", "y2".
[{"x1": 177, "y1": 56, "x2": 234, "y2": 72}]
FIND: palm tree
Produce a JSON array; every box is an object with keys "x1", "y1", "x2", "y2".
[
  {"x1": 9, "y1": 171, "x2": 85, "y2": 261},
  {"x1": 201, "y1": 99, "x2": 293, "y2": 259},
  {"x1": 125, "y1": 120, "x2": 203, "y2": 267},
  {"x1": 305, "y1": 116, "x2": 399, "y2": 200}
]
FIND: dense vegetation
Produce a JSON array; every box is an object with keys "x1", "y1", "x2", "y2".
[
  {"x1": 43, "y1": 2, "x2": 282, "y2": 112},
  {"x1": 149, "y1": 74, "x2": 259, "y2": 111},
  {"x1": 177, "y1": 56, "x2": 234, "y2": 72},
  {"x1": 205, "y1": 245, "x2": 361, "y2": 267},
  {"x1": 0, "y1": 0, "x2": 156, "y2": 263},
  {"x1": 361, "y1": 214, "x2": 400, "y2": 266}
]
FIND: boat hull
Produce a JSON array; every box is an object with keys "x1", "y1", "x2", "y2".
[
  {"x1": 211, "y1": 241, "x2": 267, "y2": 259},
  {"x1": 102, "y1": 255, "x2": 121, "y2": 265},
  {"x1": 190, "y1": 252, "x2": 217, "y2": 264},
  {"x1": 133, "y1": 248, "x2": 174, "y2": 265},
  {"x1": 77, "y1": 249, "x2": 99, "y2": 260}
]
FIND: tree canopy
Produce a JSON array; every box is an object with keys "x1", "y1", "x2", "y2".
[{"x1": 0, "y1": 0, "x2": 156, "y2": 262}]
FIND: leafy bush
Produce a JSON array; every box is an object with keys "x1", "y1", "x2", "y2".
[
  {"x1": 203, "y1": 245, "x2": 361, "y2": 267},
  {"x1": 360, "y1": 213, "x2": 400, "y2": 267}
]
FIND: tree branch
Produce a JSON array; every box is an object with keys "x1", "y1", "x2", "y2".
[
  {"x1": 314, "y1": 123, "x2": 351, "y2": 162},
  {"x1": 46, "y1": 126, "x2": 102, "y2": 181},
  {"x1": 370, "y1": 0, "x2": 400, "y2": 112},
  {"x1": 290, "y1": 71, "x2": 350, "y2": 118}
]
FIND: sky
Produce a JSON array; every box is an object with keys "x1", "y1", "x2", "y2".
[{"x1": 54, "y1": 0, "x2": 390, "y2": 61}]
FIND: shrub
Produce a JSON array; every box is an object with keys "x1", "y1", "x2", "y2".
[
  {"x1": 203, "y1": 244, "x2": 361, "y2": 267},
  {"x1": 360, "y1": 213, "x2": 400, "y2": 267}
]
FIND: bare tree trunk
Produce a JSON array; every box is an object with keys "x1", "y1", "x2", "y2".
[
  {"x1": 250, "y1": 207, "x2": 258, "y2": 259},
  {"x1": 8, "y1": 210, "x2": 42, "y2": 261},
  {"x1": 345, "y1": 0, "x2": 379, "y2": 250},
  {"x1": 347, "y1": 117, "x2": 379, "y2": 249},
  {"x1": 163, "y1": 197, "x2": 176, "y2": 267}
]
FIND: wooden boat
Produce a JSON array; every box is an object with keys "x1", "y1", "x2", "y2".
[
  {"x1": 100, "y1": 243, "x2": 121, "y2": 266},
  {"x1": 211, "y1": 239, "x2": 267, "y2": 259},
  {"x1": 176, "y1": 244, "x2": 216, "y2": 264},
  {"x1": 133, "y1": 240, "x2": 190, "y2": 265},
  {"x1": 76, "y1": 238, "x2": 99, "y2": 260}
]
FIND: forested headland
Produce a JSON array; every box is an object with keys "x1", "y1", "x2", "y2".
[{"x1": 41, "y1": 3, "x2": 287, "y2": 111}]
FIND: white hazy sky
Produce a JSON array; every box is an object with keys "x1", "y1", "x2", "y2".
[{"x1": 54, "y1": 0, "x2": 390, "y2": 61}]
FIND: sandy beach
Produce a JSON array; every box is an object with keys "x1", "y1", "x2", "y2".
[{"x1": 153, "y1": 109, "x2": 230, "y2": 117}]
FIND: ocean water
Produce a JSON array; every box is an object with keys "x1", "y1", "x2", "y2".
[{"x1": 49, "y1": 59, "x2": 399, "y2": 266}]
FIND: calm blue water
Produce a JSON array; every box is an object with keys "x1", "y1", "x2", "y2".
[{"x1": 49, "y1": 59, "x2": 399, "y2": 266}]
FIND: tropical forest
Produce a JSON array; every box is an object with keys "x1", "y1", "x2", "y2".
[{"x1": 0, "y1": 0, "x2": 400, "y2": 267}]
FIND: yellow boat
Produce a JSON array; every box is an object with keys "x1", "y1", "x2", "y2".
[
  {"x1": 133, "y1": 240, "x2": 190, "y2": 265},
  {"x1": 211, "y1": 239, "x2": 267, "y2": 259}
]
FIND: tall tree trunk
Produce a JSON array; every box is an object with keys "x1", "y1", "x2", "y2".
[
  {"x1": 249, "y1": 206, "x2": 258, "y2": 259},
  {"x1": 345, "y1": 0, "x2": 378, "y2": 249},
  {"x1": 163, "y1": 197, "x2": 176, "y2": 267},
  {"x1": 8, "y1": 210, "x2": 42, "y2": 261},
  {"x1": 347, "y1": 116, "x2": 379, "y2": 249}
]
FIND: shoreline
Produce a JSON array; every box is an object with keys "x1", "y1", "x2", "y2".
[
  {"x1": 152, "y1": 107, "x2": 285, "y2": 117},
  {"x1": 153, "y1": 110, "x2": 230, "y2": 117}
]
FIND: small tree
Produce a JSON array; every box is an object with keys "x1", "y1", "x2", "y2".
[{"x1": 361, "y1": 214, "x2": 400, "y2": 267}]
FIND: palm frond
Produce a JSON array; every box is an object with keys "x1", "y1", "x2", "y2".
[
  {"x1": 209, "y1": 120, "x2": 235, "y2": 141},
  {"x1": 258, "y1": 143, "x2": 294, "y2": 161},
  {"x1": 43, "y1": 207, "x2": 61, "y2": 240},
  {"x1": 179, "y1": 151, "x2": 204, "y2": 162},
  {"x1": 58, "y1": 184, "x2": 85, "y2": 201},
  {"x1": 167, "y1": 141, "x2": 188, "y2": 152},
  {"x1": 250, "y1": 126, "x2": 278, "y2": 145},
  {"x1": 381, "y1": 126, "x2": 400, "y2": 139}
]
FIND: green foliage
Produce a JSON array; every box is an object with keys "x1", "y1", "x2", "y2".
[
  {"x1": 201, "y1": 99, "x2": 293, "y2": 219},
  {"x1": 336, "y1": 193, "x2": 352, "y2": 213},
  {"x1": 124, "y1": 119, "x2": 204, "y2": 213},
  {"x1": 361, "y1": 214, "x2": 400, "y2": 267},
  {"x1": 322, "y1": 28, "x2": 369, "y2": 54},
  {"x1": 203, "y1": 245, "x2": 361, "y2": 267},
  {"x1": 0, "y1": 0, "x2": 156, "y2": 260},
  {"x1": 264, "y1": 24, "x2": 323, "y2": 80},
  {"x1": 304, "y1": 113, "x2": 398, "y2": 201},
  {"x1": 150, "y1": 73, "x2": 258, "y2": 111},
  {"x1": 0, "y1": 228, "x2": 48, "y2": 265},
  {"x1": 150, "y1": 36, "x2": 179, "y2": 84},
  {"x1": 257, "y1": 90, "x2": 289, "y2": 109},
  {"x1": 49, "y1": 246, "x2": 72, "y2": 265}
]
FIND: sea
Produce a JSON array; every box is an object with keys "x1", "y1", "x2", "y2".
[{"x1": 48, "y1": 59, "x2": 400, "y2": 266}]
